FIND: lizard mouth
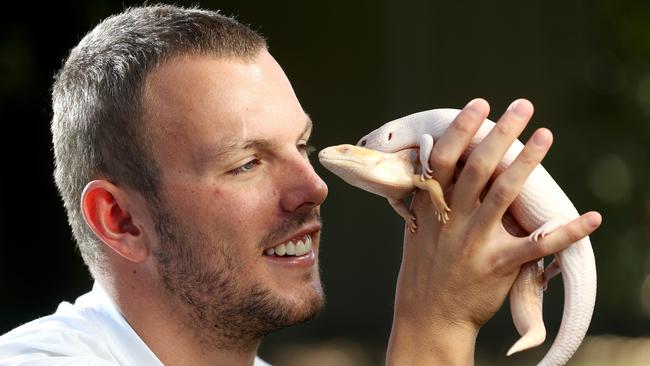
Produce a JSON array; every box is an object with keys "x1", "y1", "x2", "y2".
[{"x1": 318, "y1": 145, "x2": 380, "y2": 168}]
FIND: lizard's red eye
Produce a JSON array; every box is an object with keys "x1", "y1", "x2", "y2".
[{"x1": 388, "y1": 132, "x2": 393, "y2": 141}]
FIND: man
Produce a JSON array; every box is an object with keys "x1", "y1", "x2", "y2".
[{"x1": 0, "y1": 4, "x2": 601, "y2": 365}]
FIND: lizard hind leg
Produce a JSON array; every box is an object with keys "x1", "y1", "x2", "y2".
[
  {"x1": 507, "y1": 325, "x2": 546, "y2": 356},
  {"x1": 413, "y1": 175, "x2": 451, "y2": 223},
  {"x1": 542, "y1": 259, "x2": 562, "y2": 291},
  {"x1": 507, "y1": 259, "x2": 546, "y2": 356},
  {"x1": 528, "y1": 217, "x2": 565, "y2": 242}
]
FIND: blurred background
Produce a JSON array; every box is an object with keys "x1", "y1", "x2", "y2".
[{"x1": 1, "y1": 0, "x2": 649, "y2": 364}]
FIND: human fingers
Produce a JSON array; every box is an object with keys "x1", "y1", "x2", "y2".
[
  {"x1": 503, "y1": 211, "x2": 602, "y2": 267},
  {"x1": 476, "y1": 128, "x2": 553, "y2": 225},
  {"x1": 451, "y1": 99, "x2": 534, "y2": 214},
  {"x1": 428, "y1": 98, "x2": 489, "y2": 189}
]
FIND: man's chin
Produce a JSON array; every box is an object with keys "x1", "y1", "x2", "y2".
[
  {"x1": 288, "y1": 292, "x2": 326, "y2": 325},
  {"x1": 253, "y1": 287, "x2": 326, "y2": 337}
]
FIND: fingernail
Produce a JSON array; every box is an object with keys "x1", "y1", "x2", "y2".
[
  {"x1": 465, "y1": 98, "x2": 484, "y2": 114},
  {"x1": 507, "y1": 99, "x2": 531, "y2": 118},
  {"x1": 588, "y1": 212, "x2": 602, "y2": 228},
  {"x1": 532, "y1": 130, "x2": 548, "y2": 147}
]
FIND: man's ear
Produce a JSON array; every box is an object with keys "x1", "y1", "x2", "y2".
[{"x1": 81, "y1": 180, "x2": 150, "y2": 263}]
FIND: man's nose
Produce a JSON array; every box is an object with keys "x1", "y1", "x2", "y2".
[{"x1": 279, "y1": 156, "x2": 328, "y2": 214}]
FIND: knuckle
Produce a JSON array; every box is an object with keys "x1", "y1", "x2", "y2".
[
  {"x1": 464, "y1": 155, "x2": 491, "y2": 179},
  {"x1": 451, "y1": 116, "x2": 476, "y2": 135},
  {"x1": 429, "y1": 148, "x2": 455, "y2": 171},
  {"x1": 494, "y1": 121, "x2": 514, "y2": 138},
  {"x1": 531, "y1": 239, "x2": 549, "y2": 258},
  {"x1": 517, "y1": 147, "x2": 542, "y2": 167},
  {"x1": 519, "y1": 153, "x2": 539, "y2": 167},
  {"x1": 489, "y1": 181, "x2": 512, "y2": 205},
  {"x1": 564, "y1": 224, "x2": 584, "y2": 243},
  {"x1": 488, "y1": 253, "x2": 512, "y2": 276}
]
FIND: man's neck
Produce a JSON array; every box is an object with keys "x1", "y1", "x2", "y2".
[{"x1": 98, "y1": 265, "x2": 262, "y2": 366}]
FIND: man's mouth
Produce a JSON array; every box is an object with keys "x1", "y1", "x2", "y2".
[{"x1": 263, "y1": 234, "x2": 313, "y2": 257}]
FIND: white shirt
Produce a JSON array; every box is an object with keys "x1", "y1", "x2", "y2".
[{"x1": 0, "y1": 283, "x2": 270, "y2": 366}]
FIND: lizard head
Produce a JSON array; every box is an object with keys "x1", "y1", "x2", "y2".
[{"x1": 318, "y1": 144, "x2": 417, "y2": 199}]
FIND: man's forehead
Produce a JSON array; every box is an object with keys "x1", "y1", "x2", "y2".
[
  {"x1": 142, "y1": 51, "x2": 293, "y2": 127},
  {"x1": 144, "y1": 55, "x2": 253, "y2": 107},
  {"x1": 141, "y1": 50, "x2": 309, "y2": 167}
]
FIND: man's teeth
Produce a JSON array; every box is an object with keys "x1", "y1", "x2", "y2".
[{"x1": 264, "y1": 235, "x2": 312, "y2": 257}]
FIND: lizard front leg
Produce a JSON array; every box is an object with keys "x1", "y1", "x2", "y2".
[
  {"x1": 387, "y1": 198, "x2": 417, "y2": 233},
  {"x1": 418, "y1": 134, "x2": 435, "y2": 180}
]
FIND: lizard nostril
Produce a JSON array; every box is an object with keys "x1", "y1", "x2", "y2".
[
  {"x1": 388, "y1": 132, "x2": 392, "y2": 141},
  {"x1": 360, "y1": 140, "x2": 367, "y2": 147}
]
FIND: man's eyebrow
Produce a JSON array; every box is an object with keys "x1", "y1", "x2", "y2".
[
  {"x1": 195, "y1": 115, "x2": 313, "y2": 165},
  {"x1": 195, "y1": 139, "x2": 273, "y2": 165}
]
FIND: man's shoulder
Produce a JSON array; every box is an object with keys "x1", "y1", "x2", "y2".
[
  {"x1": 0, "y1": 284, "x2": 165, "y2": 366},
  {"x1": 0, "y1": 299, "x2": 115, "y2": 363}
]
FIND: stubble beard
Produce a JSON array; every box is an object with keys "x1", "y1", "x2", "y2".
[{"x1": 151, "y1": 200, "x2": 325, "y2": 350}]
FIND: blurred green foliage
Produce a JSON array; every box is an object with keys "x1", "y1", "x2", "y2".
[{"x1": 1, "y1": 0, "x2": 648, "y2": 364}]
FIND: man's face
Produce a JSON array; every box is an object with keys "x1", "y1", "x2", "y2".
[{"x1": 143, "y1": 50, "x2": 328, "y2": 346}]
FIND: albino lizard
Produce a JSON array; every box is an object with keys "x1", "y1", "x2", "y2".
[
  {"x1": 319, "y1": 144, "x2": 546, "y2": 360},
  {"x1": 319, "y1": 108, "x2": 596, "y2": 366}
]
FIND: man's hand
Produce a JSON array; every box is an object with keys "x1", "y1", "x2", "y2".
[{"x1": 386, "y1": 98, "x2": 602, "y2": 365}]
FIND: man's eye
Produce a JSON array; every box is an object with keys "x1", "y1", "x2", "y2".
[
  {"x1": 231, "y1": 159, "x2": 260, "y2": 175},
  {"x1": 299, "y1": 143, "x2": 316, "y2": 157}
]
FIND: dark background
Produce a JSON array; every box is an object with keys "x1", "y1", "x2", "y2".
[{"x1": 1, "y1": 0, "x2": 649, "y2": 364}]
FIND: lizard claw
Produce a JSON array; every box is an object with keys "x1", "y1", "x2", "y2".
[
  {"x1": 419, "y1": 169, "x2": 434, "y2": 182},
  {"x1": 436, "y1": 210, "x2": 450, "y2": 224},
  {"x1": 407, "y1": 217, "x2": 417, "y2": 232},
  {"x1": 529, "y1": 229, "x2": 548, "y2": 242},
  {"x1": 528, "y1": 218, "x2": 564, "y2": 242}
]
